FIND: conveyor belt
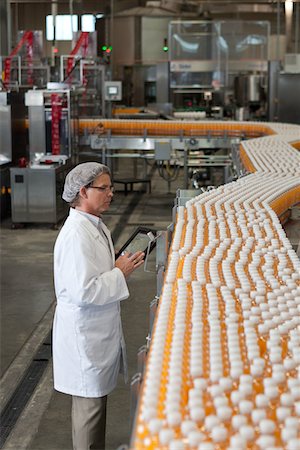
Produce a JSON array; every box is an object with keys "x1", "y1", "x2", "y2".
[
  {"x1": 129, "y1": 121, "x2": 300, "y2": 450},
  {"x1": 79, "y1": 119, "x2": 276, "y2": 139}
]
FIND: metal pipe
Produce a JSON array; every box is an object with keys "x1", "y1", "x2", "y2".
[
  {"x1": 285, "y1": 0, "x2": 294, "y2": 53},
  {"x1": 7, "y1": 0, "x2": 12, "y2": 53},
  {"x1": 110, "y1": 0, "x2": 114, "y2": 77},
  {"x1": 51, "y1": 0, "x2": 57, "y2": 66},
  {"x1": 69, "y1": 0, "x2": 74, "y2": 36},
  {"x1": 296, "y1": 1, "x2": 299, "y2": 53},
  {"x1": 276, "y1": 0, "x2": 280, "y2": 61}
]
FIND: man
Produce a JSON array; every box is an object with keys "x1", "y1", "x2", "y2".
[{"x1": 52, "y1": 162, "x2": 144, "y2": 450}]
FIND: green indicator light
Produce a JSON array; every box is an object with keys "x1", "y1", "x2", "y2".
[
  {"x1": 163, "y1": 38, "x2": 168, "y2": 52},
  {"x1": 102, "y1": 45, "x2": 107, "y2": 51}
]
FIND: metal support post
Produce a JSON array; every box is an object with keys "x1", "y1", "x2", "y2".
[
  {"x1": 183, "y1": 146, "x2": 189, "y2": 189},
  {"x1": 137, "y1": 344, "x2": 147, "y2": 375},
  {"x1": 156, "y1": 230, "x2": 169, "y2": 296},
  {"x1": 149, "y1": 296, "x2": 159, "y2": 335},
  {"x1": 130, "y1": 373, "x2": 142, "y2": 430}
]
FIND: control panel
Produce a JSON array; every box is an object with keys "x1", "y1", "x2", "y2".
[{"x1": 104, "y1": 81, "x2": 122, "y2": 101}]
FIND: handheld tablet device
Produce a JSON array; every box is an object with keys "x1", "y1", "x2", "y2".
[{"x1": 115, "y1": 226, "x2": 157, "y2": 259}]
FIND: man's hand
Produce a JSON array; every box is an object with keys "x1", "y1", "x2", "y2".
[{"x1": 115, "y1": 251, "x2": 145, "y2": 278}]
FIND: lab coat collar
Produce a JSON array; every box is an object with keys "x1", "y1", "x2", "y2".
[
  {"x1": 69, "y1": 209, "x2": 114, "y2": 259},
  {"x1": 74, "y1": 208, "x2": 103, "y2": 230},
  {"x1": 68, "y1": 208, "x2": 101, "y2": 238}
]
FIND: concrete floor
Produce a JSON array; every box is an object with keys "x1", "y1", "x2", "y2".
[
  {"x1": 1, "y1": 161, "x2": 299, "y2": 450},
  {"x1": 0, "y1": 162, "x2": 178, "y2": 450}
]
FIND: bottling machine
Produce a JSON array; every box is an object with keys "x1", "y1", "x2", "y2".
[
  {"x1": 168, "y1": 20, "x2": 269, "y2": 121},
  {"x1": 10, "y1": 86, "x2": 79, "y2": 225},
  {"x1": 0, "y1": 30, "x2": 50, "y2": 220},
  {"x1": 0, "y1": 91, "x2": 27, "y2": 219},
  {"x1": 0, "y1": 30, "x2": 49, "y2": 90},
  {"x1": 5, "y1": 30, "x2": 114, "y2": 225}
]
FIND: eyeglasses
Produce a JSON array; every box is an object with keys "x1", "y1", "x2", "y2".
[{"x1": 87, "y1": 185, "x2": 115, "y2": 193}]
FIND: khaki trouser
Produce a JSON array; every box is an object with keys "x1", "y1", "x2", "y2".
[{"x1": 72, "y1": 395, "x2": 107, "y2": 450}]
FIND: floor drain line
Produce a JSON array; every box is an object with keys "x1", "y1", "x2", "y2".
[{"x1": 0, "y1": 333, "x2": 52, "y2": 448}]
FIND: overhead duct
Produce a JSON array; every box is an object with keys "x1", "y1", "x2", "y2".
[
  {"x1": 122, "y1": 0, "x2": 277, "y2": 17},
  {"x1": 146, "y1": 0, "x2": 206, "y2": 14},
  {"x1": 146, "y1": 1, "x2": 181, "y2": 13}
]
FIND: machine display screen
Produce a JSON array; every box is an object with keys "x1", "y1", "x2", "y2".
[{"x1": 108, "y1": 86, "x2": 118, "y2": 95}]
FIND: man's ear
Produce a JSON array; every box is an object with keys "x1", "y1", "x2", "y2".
[{"x1": 79, "y1": 186, "x2": 88, "y2": 199}]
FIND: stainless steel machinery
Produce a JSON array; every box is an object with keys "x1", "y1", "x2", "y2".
[
  {"x1": 168, "y1": 20, "x2": 269, "y2": 120},
  {"x1": 10, "y1": 86, "x2": 79, "y2": 225},
  {"x1": 80, "y1": 119, "x2": 255, "y2": 192},
  {"x1": 10, "y1": 164, "x2": 69, "y2": 225},
  {"x1": 268, "y1": 59, "x2": 300, "y2": 124},
  {"x1": 0, "y1": 91, "x2": 27, "y2": 220},
  {"x1": 25, "y1": 87, "x2": 79, "y2": 159}
]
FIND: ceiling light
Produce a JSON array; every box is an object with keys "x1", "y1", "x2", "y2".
[{"x1": 285, "y1": 0, "x2": 294, "y2": 16}]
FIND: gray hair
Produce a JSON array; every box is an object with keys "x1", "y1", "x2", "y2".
[{"x1": 62, "y1": 162, "x2": 111, "y2": 204}]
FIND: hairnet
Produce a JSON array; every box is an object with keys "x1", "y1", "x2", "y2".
[{"x1": 62, "y1": 162, "x2": 110, "y2": 202}]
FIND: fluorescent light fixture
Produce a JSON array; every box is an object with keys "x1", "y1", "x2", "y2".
[
  {"x1": 285, "y1": 0, "x2": 294, "y2": 16},
  {"x1": 46, "y1": 15, "x2": 78, "y2": 40},
  {"x1": 46, "y1": 14, "x2": 96, "y2": 40},
  {"x1": 82, "y1": 14, "x2": 95, "y2": 32}
]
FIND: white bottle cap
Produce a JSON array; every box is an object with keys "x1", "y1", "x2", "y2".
[
  {"x1": 285, "y1": 417, "x2": 300, "y2": 428},
  {"x1": 287, "y1": 438, "x2": 300, "y2": 450},
  {"x1": 281, "y1": 427, "x2": 298, "y2": 442},
  {"x1": 256, "y1": 394, "x2": 269, "y2": 408},
  {"x1": 159, "y1": 428, "x2": 175, "y2": 445},
  {"x1": 239, "y1": 400, "x2": 254, "y2": 415},
  {"x1": 259, "y1": 419, "x2": 276, "y2": 434},
  {"x1": 204, "y1": 415, "x2": 220, "y2": 431},
  {"x1": 239, "y1": 425, "x2": 255, "y2": 441},
  {"x1": 181, "y1": 420, "x2": 197, "y2": 436},
  {"x1": 256, "y1": 435, "x2": 275, "y2": 448},
  {"x1": 216, "y1": 406, "x2": 232, "y2": 421},
  {"x1": 169, "y1": 439, "x2": 186, "y2": 450},
  {"x1": 281, "y1": 393, "x2": 294, "y2": 407},
  {"x1": 167, "y1": 412, "x2": 181, "y2": 427},
  {"x1": 198, "y1": 442, "x2": 215, "y2": 450},
  {"x1": 187, "y1": 431, "x2": 205, "y2": 446},
  {"x1": 190, "y1": 407, "x2": 205, "y2": 422},
  {"x1": 276, "y1": 407, "x2": 292, "y2": 422},
  {"x1": 148, "y1": 417, "x2": 163, "y2": 435},
  {"x1": 211, "y1": 425, "x2": 228, "y2": 443},
  {"x1": 251, "y1": 408, "x2": 267, "y2": 424},
  {"x1": 232, "y1": 414, "x2": 248, "y2": 430}
]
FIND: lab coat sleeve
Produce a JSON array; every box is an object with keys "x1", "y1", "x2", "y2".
[{"x1": 55, "y1": 227, "x2": 129, "y2": 306}]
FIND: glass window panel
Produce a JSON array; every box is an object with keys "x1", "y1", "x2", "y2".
[
  {"x1": 46, "y1": 15, "x2": 78, "y2": 41},
  {"x1": 82, "y1": 14, "x2": 95, "y2": 32}
]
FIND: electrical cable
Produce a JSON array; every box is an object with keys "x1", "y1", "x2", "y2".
[
  {"x1": 63, "y1": 57, "x2": 83, "y2": 83},
  {"x1": 157, "y1": 161, "x2": 180, "y2": 182}
]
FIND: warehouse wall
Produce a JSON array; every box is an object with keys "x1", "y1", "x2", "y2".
[
  {"x1": 113, "y1": 17, "x2": 139, "y2": 65},
  {"x1": 141, "y1": 17, "x2": 169, "y2": 64}
]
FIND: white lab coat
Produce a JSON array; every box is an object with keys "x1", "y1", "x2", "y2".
[{"x1": 53, "y1": 208, "x2": 129, "y2": 397}]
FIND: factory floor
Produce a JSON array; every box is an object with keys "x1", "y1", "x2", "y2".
[
  {"x1": 0, "y1": 160, "x2": 180, "y2": 450},
  {"x1": 1, "y1": 161, "x2": 300, "y2": 450}
]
